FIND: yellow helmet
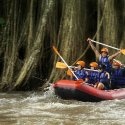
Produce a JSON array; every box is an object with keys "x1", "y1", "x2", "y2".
[
  {"x1": 90, "y1": 62, "x2": 98, "y2": 68},
  {"x1": 76, "y1": 61, "x2": 85, "y2": 67},
  {"x1": 113, "y1": 61, "x2": 121, "y2": 67},
  {"x1": 101, "y1": 48, "x2": 109, "y2": 53}
]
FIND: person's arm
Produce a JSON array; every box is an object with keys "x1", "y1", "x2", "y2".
[
  {"x1": 121, "y1": 64, "x2": 125, "y2": 68},
  {"x1": 105, "y1": 72, "x2": 111, "y2": 88},
  {"x1": 106, "y1": 72, "x2": 110, "y2": 79},
  {"x1": 108, "y1": 51, "x2": 121, "y2": 61},
  {"x1": 87, "y1": 38, "x2": 100, "y2": 59},
  {"x1": 85, "y1": 78, "x2": 89, "y2": 83}
]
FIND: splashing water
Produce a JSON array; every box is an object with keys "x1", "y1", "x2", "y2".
[{"x1": 0, "y1": 84, "x2": 125, "y2": 125}]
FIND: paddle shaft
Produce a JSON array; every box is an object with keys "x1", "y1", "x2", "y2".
[
  {"x1": 69, "y1": 66, "x2": 99, "y2": 72},
  {"x1": 53, "y1": 47, "x2": 79, "y2": 80},
  {"x1": 91, "y1": 39, "x2": 120, "y2": 51},
  {"x1": 84, "y1": 68, "x2": 99, "y2": 72}
]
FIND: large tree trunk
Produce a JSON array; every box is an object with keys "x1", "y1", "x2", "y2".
[
  {"x1": 49, "y1": 0, "x2": 85, "y2": 82},
  {"x1": 14, "y1": 0, "x2": 55, "y2": 88},
  {"x1": 1, "y1": 0, "x2": 19, "y2": 89},
  {"x1": 49, "y1": 0, "x2": 97, "y2": 82}
]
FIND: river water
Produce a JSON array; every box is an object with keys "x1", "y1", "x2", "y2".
[{"x1": 0, "y1": 85, "x2": 125, "y2": 125}]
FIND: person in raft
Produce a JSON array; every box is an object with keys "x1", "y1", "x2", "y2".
[
  {"x1": 70, "y1": 61, "x2": 88, "y2": 81},
  {"x1": 86, "y1": 62, "x2": 99, "y2": 86},
  {"x1": 95, "y1": 64, "x2": 110, "y2": 90},
  {"x1": 87, "y1": 38, "x2": 122, "y2": 73},
  {"x1": 111, "y1": 60, "x2": 125, "y2": 89}
]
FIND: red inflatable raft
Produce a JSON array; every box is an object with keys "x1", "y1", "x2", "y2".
[{"x1": 53, "y1": 80, "x2": 125, "y2": 102}]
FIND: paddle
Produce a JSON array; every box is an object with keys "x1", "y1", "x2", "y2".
[
  {"x1": 88, "y1": 39, "x2": 125, "y2": 55},
  {"x1": 52, "y1": 46, "x2": 79, "y2": 80},
  {"x1": 56, "y1": 61, "x2": 99, "y2": 72},
  {"x1": 67, "y1": 69, "x2": 73, "y2": 77},
  {"x1": 56, "y1": 62, "x2": 75, "y2": 69}
]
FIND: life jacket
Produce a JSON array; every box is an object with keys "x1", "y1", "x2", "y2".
[
  {"x1": 99, "y1": 55, "x2": 112, "y2": 73},
  {"x1": 99, "y1": 71, "x2": 108, "y2": 82},
  {"x1": 111, "y1": 68, "x2": 125, "y2": 86},
  {"x1": 87, "y1": 71, "x2": 99, "y2": 84},
  {"x1": 99, "y1": 71, "x2": 110, "y2": 89},
  {"x1": 73, "y1": 69, "x2": 87, "y2": 80}
]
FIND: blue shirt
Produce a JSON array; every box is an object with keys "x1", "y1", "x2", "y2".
[
  {"x1": 73, "y1": 69, "x2": 87, "y2": 80},
  {"x1": 111, "y1": 68, "x2": 125, "y2": 86},
  {"x1": 87, "y1": 71, "x2": 99, "y2": 85}
]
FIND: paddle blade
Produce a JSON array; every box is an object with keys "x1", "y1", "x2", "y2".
[
  {"x1": 67, "y1": 69, "x2": 73, "y2": 77},
  {"x1": 56, "y1": 62, "x2": 67, "y2": 69},
  {"x1": 52, "y1": 46, "x2": 60, "y2": 56},
  {"x1": 120, "y1": 49, "x2": 125, "y2": 55}
]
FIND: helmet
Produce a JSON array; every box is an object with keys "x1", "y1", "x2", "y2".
[
  {"x1": 101, "y1": 48, "x2": 109, "y2": 53},
  {"x1": 76, "y1": 61, "x2": 85, "y2": 67},
  {"x1": 90, "y1": 62, "x2": 98, "y2": 68},
  {"x1": 112, "y1": 61, "x2": 121, "y2": 67}
]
